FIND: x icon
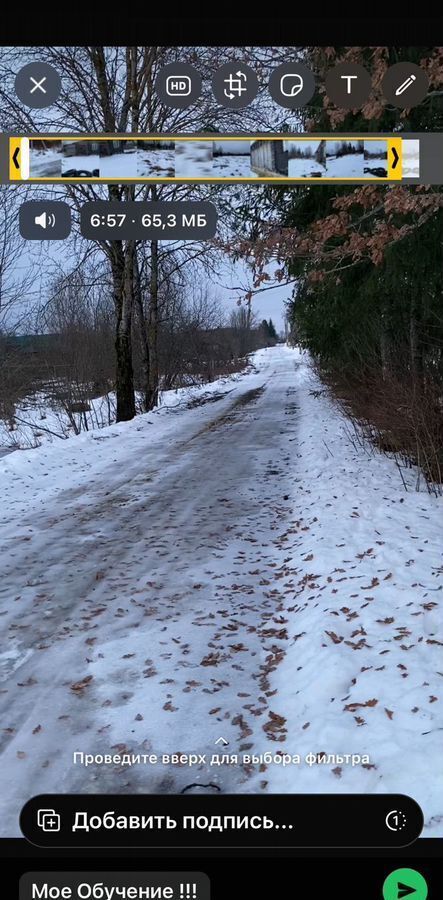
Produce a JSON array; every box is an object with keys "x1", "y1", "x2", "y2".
[{"x1": 30, "y1": 76, "x2": 47, "y2": 94}]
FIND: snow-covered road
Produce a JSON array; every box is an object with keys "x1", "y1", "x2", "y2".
[{"x1": 0, "y1": 346, "x2": 442, "y2": 835}]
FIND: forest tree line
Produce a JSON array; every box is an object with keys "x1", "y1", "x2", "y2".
[
  {"x1": 231, "y1": 46, "x2": 443, "y2": 489},
  {"x1": 0, "y1": 259, "x2": 279, "y2": 438}
]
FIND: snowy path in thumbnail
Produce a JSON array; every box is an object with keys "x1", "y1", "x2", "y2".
[{"x1": 0, "y1": 346, "x2": 442, "y2": 835}]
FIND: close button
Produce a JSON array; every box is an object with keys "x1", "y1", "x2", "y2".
[{"x1": 15, "y1": 62, "x2": 61, "y2": 109}]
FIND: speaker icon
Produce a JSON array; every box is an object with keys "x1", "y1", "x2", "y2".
[
  {"x1": 34, "y1": 211, "x2": 56, "y2": 229},
  {"x1": 20, "y1": 201, "x2": 71, "y2": 240}
]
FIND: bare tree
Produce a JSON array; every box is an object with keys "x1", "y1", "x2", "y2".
[{"x1": 0, "y1": 46, "x2": 296, "y2": 419}]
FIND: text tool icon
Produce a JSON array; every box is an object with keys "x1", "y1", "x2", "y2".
[
  {"x1": 325, "y1": 63, "x2": 371, "y2": 108},
  {"x1": 340, "y1": 74, "x2": 357, "y2": 94}
]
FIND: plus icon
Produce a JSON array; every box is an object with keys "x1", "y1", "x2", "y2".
[{"x1": 37, "y1": 809, "x2": 61, "y2": 831}]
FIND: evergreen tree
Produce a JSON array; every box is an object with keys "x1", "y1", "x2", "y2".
[{"x1": 268, "y1": 319, "x2": 278, "y2": 340}]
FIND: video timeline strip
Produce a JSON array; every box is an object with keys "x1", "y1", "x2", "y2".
[{"x1": 9, "y1": 136, "x2": 414, "y2": 182}]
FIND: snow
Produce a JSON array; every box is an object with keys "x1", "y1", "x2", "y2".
[
  {"x1": 213, "y1": 141, "x2": 252, "y2": 175},
  {"x1": 364, "y1": 141, "x2": 388, "y2": 178},
  {"x1": 136, "y1": 148, "x2": 175, "y2": 178},
  {"x1": 0, "y1": 390, "x2": 118, "y2": 450},
  {"x1": 175, "y1": 141, "x2": 213, "y2": 177},
  {"x1": 29, "y1": 149, "x2": 62, "y2": 178},
  {"x1": 60, "y1": 153, "x2": 137, "y2": 178},
  {"x1": 213, "y1": 155, "x2": 252, "y2": 177},
  {"x1": 253, "y1": 353, "x2": 443, "y2": 833},
  {"x1": 0, "y1": 346, "x2": 441, "y2": 836},
  {"x1": 288, "y1": 157, "x2": 328, "y2": 178},
  {"x1": 326, "y1": 154, "x2": 364, "y2": 177},
  {"x1": 288, "y1": 153, "x2": 364, "y2": 178},
  {"x1": 403, "y1": 140, "x2": 420, "y2": 178}
]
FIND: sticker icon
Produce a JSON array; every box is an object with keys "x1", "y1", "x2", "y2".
[
  {"x1": 280, "y1": 73, "x2": 304, "y2": 98},
  {"x1": 269, "y1": 63, "x2": 315, "y2": 109}
]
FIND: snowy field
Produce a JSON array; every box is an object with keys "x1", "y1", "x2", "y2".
[
  {"x1": 288, "y1": 158, "x2": 328, "y2": 178},
  {"x1": 61, "y1": 152, "x2": 137, "y2": 178},
  {"x1": 213, "y1": 141, "x2": 252, "y2": 177},
  {"x1": 403, "y1": 140, "x2": 420, "y2": 178},
  {"x1": 175, "y1": 141, "x2": 213, "y2": 177},
  {"x1": 0, "y1": 377, "x2": 240, "y2": 452},
  {"x1": 29, "y1": 149, "x2": 63, "y2": 177},
  {"x1": 364, "y1": 141, "x2": 388, "y2": 178},
  {"x1": 136, "y1": 148, "x2": 175, "y2": 178},
  {"x1": 0, "y1": 346, "x2": 441, "y2": 836},
  {"x1": 326, "y1": 153, "x2": 364, "y2": 177},
  {"x1": 285, "y1": 141, "x2": 364, "y2": 179},
  {"x1": 0, "y1": 390, "x2": 118, "y2": 451},
  {"x1": 213, "y1": 155, "x2": 252, "y2": 177},
  {"x1": 288, "y1": 154, "x2": 364, "y2": 178}
]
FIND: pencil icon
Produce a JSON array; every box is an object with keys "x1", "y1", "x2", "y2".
[{"x1": 395, "y1": 74, "x2": 416, "y2": 96}]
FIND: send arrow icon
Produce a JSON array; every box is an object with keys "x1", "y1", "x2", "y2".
[
  {"x1": 383, "y1": 869, "x2": 428, "y2": 900},
  {"x1": 398, "y1": 883, "x2": 416, "y2": 899}
]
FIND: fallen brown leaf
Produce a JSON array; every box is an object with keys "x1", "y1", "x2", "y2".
[{"x1": 70, "y1": 675, "x2": 93, "y2": 693}]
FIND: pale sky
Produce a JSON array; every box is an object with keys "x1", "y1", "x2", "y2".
[
  {"x1": 213, "y1": 141, "x2": 250, "y2": 154},
  {"x1": 216, "y1": 259, "x2": 290, "y2": 333},
  {"x1": 10, "y1": 238, "x2": 289, "y2": 335}
]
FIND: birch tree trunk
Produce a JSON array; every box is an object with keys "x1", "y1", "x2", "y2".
[{"x1": 134, "y1": 254, "x2": 151, "y2": 412}]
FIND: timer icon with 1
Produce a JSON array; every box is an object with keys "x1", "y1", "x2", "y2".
[{"x1": 385, "y1": 810, "x2": 407, "y2": 832}]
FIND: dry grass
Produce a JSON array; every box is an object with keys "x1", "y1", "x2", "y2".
[{"x1": 319, "y1": 363, "x2": 443, "y2": 495}]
